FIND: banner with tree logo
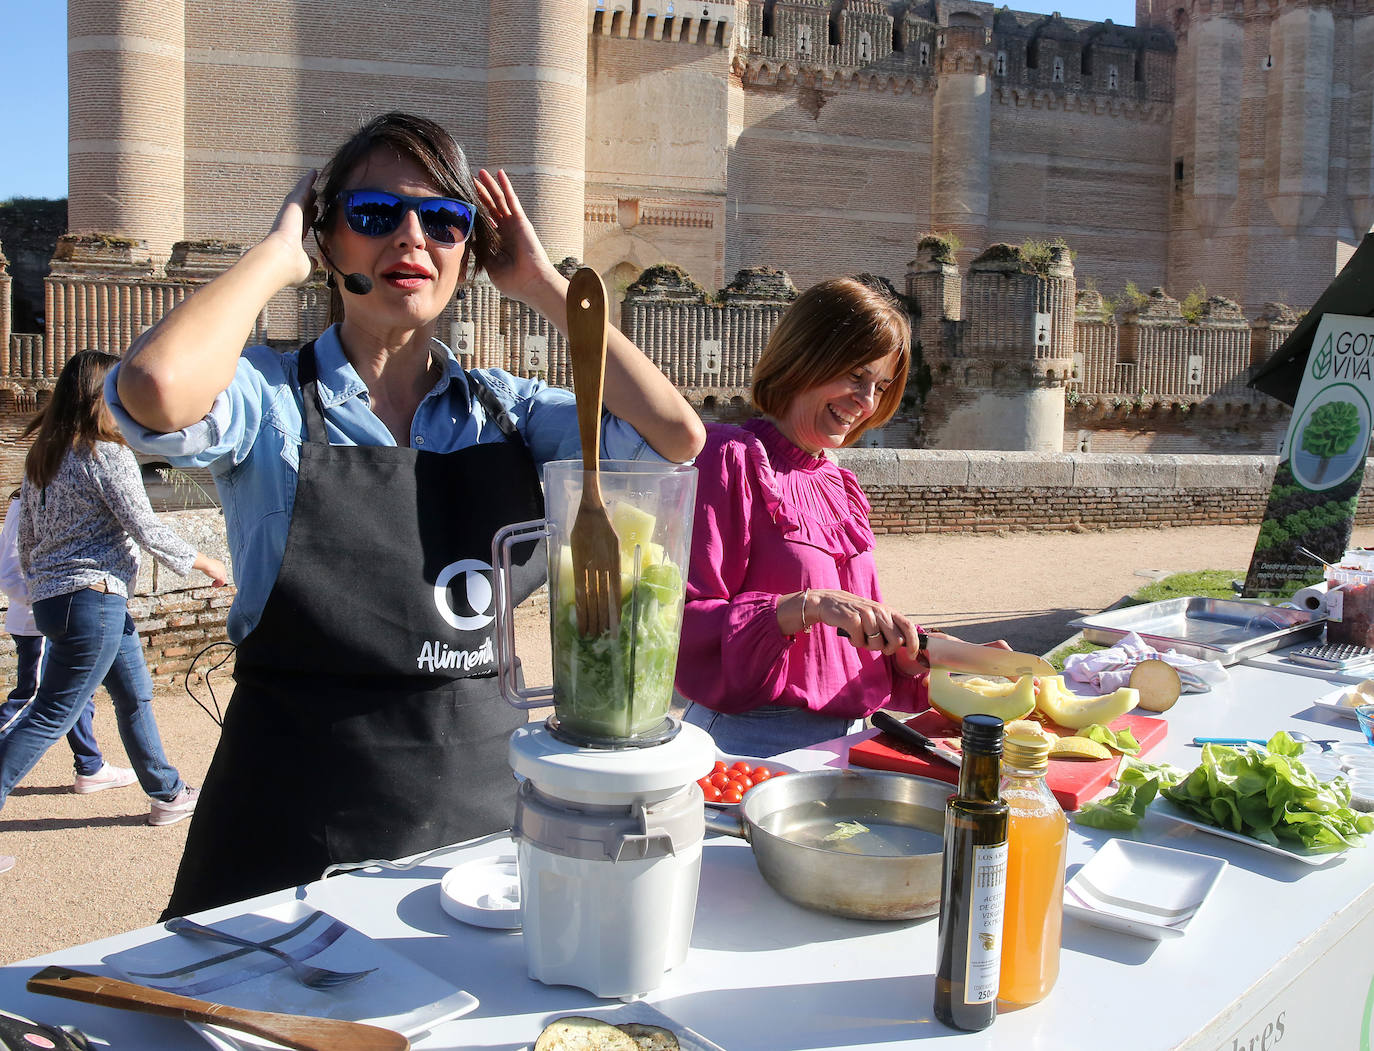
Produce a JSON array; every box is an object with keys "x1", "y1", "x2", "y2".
[{"x1": 1244, "y1": 313, "x2": 1374, "y2": 597}]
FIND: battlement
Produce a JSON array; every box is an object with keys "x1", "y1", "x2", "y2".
[
  {"x1": 591, "y1": 0, "x2": 735, "y2": 45},
  {"x1": 730, "y1": 0, "x2": 1176, "y2": 104}
]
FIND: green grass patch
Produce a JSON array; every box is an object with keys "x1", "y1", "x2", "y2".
[{"x1": 1124, "y1": 570, "x2": 1244, "y2": 605}]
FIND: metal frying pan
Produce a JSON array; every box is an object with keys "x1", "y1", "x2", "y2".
[{"x1": 703, "y1": 768, "x2": 950, "y2": 921}]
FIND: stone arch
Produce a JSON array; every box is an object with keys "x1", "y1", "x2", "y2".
[{"x1": 605, "y1": 260, "x2": 639, "y2": 328}]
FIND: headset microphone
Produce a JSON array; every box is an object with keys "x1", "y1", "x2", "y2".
[{"x1": 312, "y1": 226, "x2": 373, "y2": 295}]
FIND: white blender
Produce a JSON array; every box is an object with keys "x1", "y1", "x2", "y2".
[{"x1": 494, "y1": 457, "x2": 712, "y2": 1000}]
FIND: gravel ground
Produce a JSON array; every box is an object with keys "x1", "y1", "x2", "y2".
[{"x1": 3, "y1": 523, "x2": 1366, "y2": 965}]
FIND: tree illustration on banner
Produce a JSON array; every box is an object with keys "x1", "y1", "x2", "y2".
[{"x1": 1302, "y1": 402, "x2": 1361, "y2": 484}]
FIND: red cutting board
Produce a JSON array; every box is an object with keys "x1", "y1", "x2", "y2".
[{"x1": 848, "y1": 709, "x2": 1168, "y2": 811}]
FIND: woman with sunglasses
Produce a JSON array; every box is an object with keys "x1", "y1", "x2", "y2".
[
  {"x1": 110, "y1": 112, "x2": 704, "y2": 916},
  {"x1": 675, "y1": 277, "x2": 1004, "y2": 756}
]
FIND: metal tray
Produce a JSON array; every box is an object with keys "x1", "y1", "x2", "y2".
[{"x1": 1070, "y1": 598, "x2": 1324, "y2": 666}]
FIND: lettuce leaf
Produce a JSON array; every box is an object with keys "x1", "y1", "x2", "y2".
[
  {"x1": 1082, "y1": 723, "x2": 1142, "y2": 756},
  {"x1": 1074, "y1": 756, "x2": 1186, "y2": 830}
]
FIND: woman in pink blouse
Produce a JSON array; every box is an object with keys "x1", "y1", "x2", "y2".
[{"x1": 677, "y1": 277, "x2": 992, "y2": 755}]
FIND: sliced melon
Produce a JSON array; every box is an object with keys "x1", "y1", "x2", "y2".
[
  {"x1": 1035, "y1": 675, "x2": 1138, "y2": 730},
  {"x1": 610, "y1": 502, "x2": 657, "y2": 551},
  {"x1": 929, "y1": 668, "x2": 1037, "y2": 724},
  {"x1": 1049, "y1": 735, "x2": 1113, "y2": 760}
]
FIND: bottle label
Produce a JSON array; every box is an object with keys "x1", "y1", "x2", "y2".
[{"x1": 962, "y1": 841, "x2": 1008, "y2": 1005}]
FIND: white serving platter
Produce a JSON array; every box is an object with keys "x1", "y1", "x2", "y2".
[
  {"x1": 1063, "y1": 838, "x2": 1226, "y2": 941},
  {"x1": 1151, "y1": 798, "x2": 1350, "y2": 867},
  {"x1": 106, "y1": 900, "x2": 477, "y2": 1050}
]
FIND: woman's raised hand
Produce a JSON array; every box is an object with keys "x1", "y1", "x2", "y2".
[
  {"x1": 473, "y1": 168, "x2": 560, "y2": 306},
  {"x1": 263, "y1": 170, "x2": 319, "y2": 288}
]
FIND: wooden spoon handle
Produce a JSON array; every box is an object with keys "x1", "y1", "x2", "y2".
[
  {"x1": 566, "y1": 267, "x2": 608, "y2": 478},
  {"x1": 27, "y1": 966, "x2": 409, "y2": 1051}
]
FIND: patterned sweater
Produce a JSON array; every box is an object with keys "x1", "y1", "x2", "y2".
[{"x1": 18, "y1": 442, "x2": 198, "y2": 604}]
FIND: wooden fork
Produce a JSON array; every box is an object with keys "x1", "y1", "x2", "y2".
[{"x1": 566, "y1": 267, "x2": 621, "y2": 638}]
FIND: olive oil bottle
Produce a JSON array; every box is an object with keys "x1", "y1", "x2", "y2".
[{"x1": 933, "y1": 714, "x2": 1009, "y2": 1032}]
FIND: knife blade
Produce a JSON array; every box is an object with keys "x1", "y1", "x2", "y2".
[
  {"x1": 871, "y1": 710, "x2": 963, "y2": 769},
  {"x1": 922, "y1": 632, "x2": 1053, "y2": 678},
  {"x1": 836, "y1": 628, "x2": 1052, "y2": 678}
]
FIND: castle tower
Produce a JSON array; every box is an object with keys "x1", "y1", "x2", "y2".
[
  {"x1": 487, "y1": 0, "x2": 588, "y2": 262},
  {"x1": 931, "y1": 14, "x2": 994, "y2": 264},
  {"x1": 927, "y1": 243, "x2": 1075, "y2": 453},
  {"x1": 1169, "y1": 1, "x2": 1370, "y2": 310},
  {"x1": 68, "y1": 0, "x2": 185, "y2": 263}
]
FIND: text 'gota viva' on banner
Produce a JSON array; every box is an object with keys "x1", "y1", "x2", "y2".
[{"x1": 1244, "y1": 313, "x2": 1374, "y2": 597}]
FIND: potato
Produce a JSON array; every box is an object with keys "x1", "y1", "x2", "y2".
[
  {"x1": 1130, "y1": 659, "x2": 1182, "y2": 713},
  {"x1": 534, "y1": 1016, "x2": 638, "y2": 1051}
]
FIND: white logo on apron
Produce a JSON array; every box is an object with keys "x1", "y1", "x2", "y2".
[{"x1": 433, "y1": 559, "x2": 494, "y2": 631}]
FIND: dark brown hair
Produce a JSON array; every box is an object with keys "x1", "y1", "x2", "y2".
[
  {"x1": 751, "y1": 277, "x2": 912, "y2": 446},
  {"x1": 315, "y1": 111, "x2": 498, "y2": 323},
  {"x1": 24, "y1": 350, "x2": 125, "y2": 489}
]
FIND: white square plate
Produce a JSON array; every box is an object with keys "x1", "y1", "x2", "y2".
[
  {"x1": 1064, "y1": 838, "x2": 1227, "y2": 941},
  {"x1": 519, "y1": 1001, "x2": 726, "y2": 1051},
  {"x1": 105, "y1": 900, "x2": 478, "y2": 1050}
]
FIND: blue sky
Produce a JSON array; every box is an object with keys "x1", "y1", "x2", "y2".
[{"x1": 0, "y1": 1, "x2": 1137, "y2": 202}]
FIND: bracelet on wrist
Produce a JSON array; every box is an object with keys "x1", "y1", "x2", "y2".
[{"x1": 799, "y1": 588, "x2": 811, "y2": 635}]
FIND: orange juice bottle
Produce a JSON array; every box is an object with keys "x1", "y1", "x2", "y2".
[{"x1": 997, "y1": 731, "x2": 1067, "y2": 1008}]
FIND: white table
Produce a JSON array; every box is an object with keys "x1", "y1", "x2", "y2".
[{"x1": 2, "y1": 653, "x2": 1372, "y2": 1049}]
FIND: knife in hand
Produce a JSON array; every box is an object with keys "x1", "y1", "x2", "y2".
[{"x1": 839, "y1": 628, "x2": 1052, "y2": 678}]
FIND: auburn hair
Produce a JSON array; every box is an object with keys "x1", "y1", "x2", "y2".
[
  {"x1": 751, "y1": 277, "x2": 911, "y2": 446},
  {"x1": 314, "y1": 111, "x2": 498, "y2": 324},
  {"x1": 24, "y1": 350, "x2": 125, "y2": 489}
]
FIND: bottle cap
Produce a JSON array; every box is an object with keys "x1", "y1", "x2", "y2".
[
  {"x1": 1003, "y1": 731, "x2": 1051, "y2": 770},
  {"x1": 960, "y1": 713, "x2": 1004, "y2": 755}
]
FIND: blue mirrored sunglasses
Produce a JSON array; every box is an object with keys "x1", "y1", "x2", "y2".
[{"x1": 334, "y1": 189, "x2": 476, "y2": 245}]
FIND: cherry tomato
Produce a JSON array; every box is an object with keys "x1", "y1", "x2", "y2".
[
  {"x1": 721, "y1": 787, "x2": 744, "y2": 804},
  {"x1": 713, "y1": 760, "x2": 727, "y2": 774},
  {"x1": 730, "y1": 761, "x2": 753, "y2": 776},
  {"x1": 751, "y1": 769, "x2": 772, "y2": 784},
  {"x1": 735, "y1": 776, "x2": 755, "y2": 791},
  {"x1": 697, "y1": 777, "x2": 712, "y2": 792},
  {"x1": 709, "y1": 771, "x2": 731, "y2": 790},
  {"x1": 702, "y1": 784, "x2": 722, "y2": 803}
]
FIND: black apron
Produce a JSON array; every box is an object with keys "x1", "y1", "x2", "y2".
[{"x1": 165, "y1": 342, "x2": 545, "y2": 917}]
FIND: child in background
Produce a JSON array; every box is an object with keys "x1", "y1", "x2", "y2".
[{"x1": 0, "y1": 489, "x2": 134, "y2": 794}]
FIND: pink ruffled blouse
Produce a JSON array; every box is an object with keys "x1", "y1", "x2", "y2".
[{"x1": 676, "y1": 419, "x2": 928, "y2": 719}]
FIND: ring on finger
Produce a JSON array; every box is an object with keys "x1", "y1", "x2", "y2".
[{"x1": 864, "y1": 630, "x2": 883, "y2": 639}]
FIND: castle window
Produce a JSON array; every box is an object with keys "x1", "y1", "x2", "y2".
[
  {"x1": 1052, "y1": 56, "x2": 1064, "y2": 82},
  {"x1": 858, "y1": 31, "x2": 872, "y2": 62},
  {"x1": 797, "y1": 24, "x2": 811, "y2": 57},
  {"x1": 1108, "y1": 64, "x2": 1118, "y2": 89},
  {"x1": 995, "y1": 51, "x2": 1006, "y2": 76},
  {"x1": 919, "y1": 41, "x2": 930, "y2": 67}
]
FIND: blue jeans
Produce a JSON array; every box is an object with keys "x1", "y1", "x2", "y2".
[
  {"x1": 0, "y1": 633, "x2": 105, "y2": 775},
  {"x1": 0, "y1": 588, "x2": 184, "y2": 808},
  {"x1": 683, "y1": 700, "x2": 863, "y2": 757}
]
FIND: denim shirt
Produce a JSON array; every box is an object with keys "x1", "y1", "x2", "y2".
[{"x1": 106, "y1": 325, "x2": 661, "y2": 643}]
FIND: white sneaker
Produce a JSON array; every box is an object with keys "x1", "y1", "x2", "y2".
[
  {"x1": 149, "y1": 785, "x2": 199, "y2": 827},
  {"x1": 74, "y1": 763, "x2": 138, "y2": 794}
]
